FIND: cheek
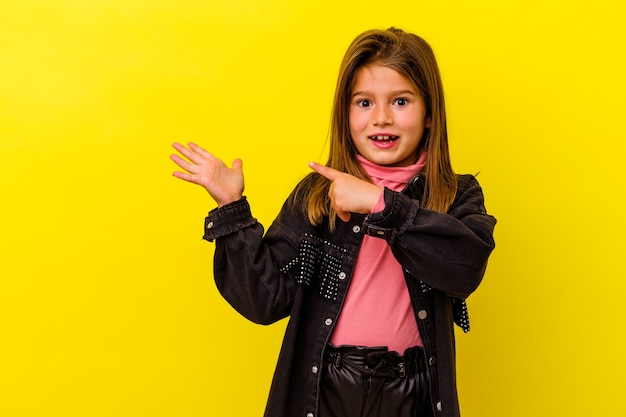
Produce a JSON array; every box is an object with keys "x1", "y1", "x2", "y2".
[
  {"x1": 402, "y1": 112, "x2": 428, "y2": 133},
  {"x1": 349, "y1": 112, "x2": 367, "y2": 132}
]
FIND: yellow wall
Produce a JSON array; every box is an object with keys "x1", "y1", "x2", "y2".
[{"x1": 1, "y1": 0, "x2": 625, "y2": 416}]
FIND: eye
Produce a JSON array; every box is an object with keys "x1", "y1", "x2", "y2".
[
  {"x1": 356, "y1": 99, "x2": 371, "y2": 108},
  {"x1": 394, "y1": 98, "x2": 409, "y2": 106}
]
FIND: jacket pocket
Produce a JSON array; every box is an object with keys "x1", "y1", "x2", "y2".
[{"x1": 280, "y1": 233, "x2": 347, "y2": 301}]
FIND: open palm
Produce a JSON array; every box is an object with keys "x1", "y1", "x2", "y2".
[{"x1": 170, "y1": 142, "x2": 244, "y2": 207}]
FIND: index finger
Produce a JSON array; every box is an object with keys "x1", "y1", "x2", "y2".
[
  {"x1": 308, "y1": 162, "x2": 342, "y2": 181},
  {"x1": 172, "y1": 142, "x2": 214, "y2": 165}
]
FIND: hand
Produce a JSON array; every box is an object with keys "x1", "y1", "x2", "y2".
[
  {"x1": 170, "y1": 142, "x2": 244, "y2": 207},
  {"x1": 308, "y1": 162, "x2": 382, "y2": 222}
]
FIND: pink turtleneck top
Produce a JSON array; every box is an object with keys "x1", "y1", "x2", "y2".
[{"x1": 329, "y1": 152, "x2": 427, "y2": 353}]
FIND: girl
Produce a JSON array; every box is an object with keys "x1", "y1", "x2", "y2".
[{"x1": 170, "y1": 27, "x2": 496, "y2": 417}]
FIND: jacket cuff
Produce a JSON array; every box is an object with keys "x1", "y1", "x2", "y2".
[
  {"x1": 363, "y1": 188, "x2": 419, "y2": 243},
  {"x1": 202, "y1": 197, "x2": 257, "y2": 242}
]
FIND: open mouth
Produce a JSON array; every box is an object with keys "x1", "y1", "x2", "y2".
[{"x1": 368, "y1": 135, "x2": 399, "y2": 142}]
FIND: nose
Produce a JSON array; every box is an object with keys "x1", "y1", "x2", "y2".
[{"x1": 373, "y1": 104, "x2": 392, "y2": 126}]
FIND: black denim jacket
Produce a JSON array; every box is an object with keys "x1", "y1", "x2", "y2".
[{"x1": 203, "y1": 173, "x2": 496, "y2": 417}]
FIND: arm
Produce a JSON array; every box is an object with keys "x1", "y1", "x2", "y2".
[
  {"x1": 362, "y1": 175, "x2": 496, "y2": 299},
  {"x1": 170, "y1": 142, "x2": 300, "y2": 324},
  {"x1": 203, "y1": 197, "x2": 302, "y2": 325}
]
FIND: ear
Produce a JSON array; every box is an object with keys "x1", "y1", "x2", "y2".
[{"x1": 424, "y1": 115, "x2": 432, "y2": 129}]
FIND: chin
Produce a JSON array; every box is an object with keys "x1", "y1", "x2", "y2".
[{"x1": 372, "y1": 154, "x2": 405, "y2": 166}]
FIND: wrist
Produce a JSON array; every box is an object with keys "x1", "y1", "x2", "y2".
[
  {"x1": 216, "y1": 194, "x2": 243, "y2": 208},
  {"x1": 370, "y1": 187, "x2": 386, "y2": 213}
]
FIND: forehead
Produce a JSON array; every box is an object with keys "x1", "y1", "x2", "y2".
[{"x1": 351, "y1": 64, "x2": 417, "y2": 94}]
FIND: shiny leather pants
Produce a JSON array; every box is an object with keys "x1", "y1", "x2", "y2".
[{"x1": 319, "y1": 345, "x2": 433, "y2": 417}]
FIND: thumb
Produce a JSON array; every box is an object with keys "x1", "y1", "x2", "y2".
[
  {"x1": 231, "y1": 158, "x2": 243, "y2": 174},
  {"x1": 335, "y1": 210, "x2": 351, "y2": 223}
]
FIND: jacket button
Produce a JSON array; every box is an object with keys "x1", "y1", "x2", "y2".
[
  {"x1": 418, "y1": 310, "x2": 428, "y2": 320},
  {"x1": 352, "y1": 225, "x2": 361, "y2": 233},
  {"x1": 206, "y1": 221, "x2": 214, "y2": 229},
  {"x1": 325, "y1": 318, "x2": 333, "y2": 326},
  {"x1": 307, "y1": 413, "x2": 314, "y2": 417},
  {"x1": 312, "y1": 365, "x2": 318, "y2": 374},
  {"x1": 429, "y1": 356, "x2": 436, "y2": 366},
  {"x1": 338, "y1": 272, "x2": 346, "y2": 280},
  {"x1": 436, "y1": 401, "x2": 442, "y2": 411}
]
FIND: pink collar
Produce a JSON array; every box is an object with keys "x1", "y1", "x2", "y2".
[{"x1": 356, "y1": 151, "x2": 427, "y2": 186}]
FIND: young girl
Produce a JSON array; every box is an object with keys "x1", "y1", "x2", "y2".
[{"x1": 171, "y1": 27, "x2": 496, "y2": 417}]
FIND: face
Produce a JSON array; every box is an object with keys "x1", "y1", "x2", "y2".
[{"x1": 349, "y1": 64, "x2": 431, "y2": 167}]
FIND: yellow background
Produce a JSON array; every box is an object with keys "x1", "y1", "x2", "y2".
[{"x1": 1, "y1": 0, "x2": 625, "y2": 416}]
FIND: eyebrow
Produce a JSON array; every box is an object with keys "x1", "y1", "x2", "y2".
[{"x1": 351, "y1": 89, "x2": 418, "y2": 97}]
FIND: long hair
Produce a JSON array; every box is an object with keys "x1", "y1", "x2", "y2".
[{"x1": 295, "y1": 27, "x2": 457, "y2": 230}]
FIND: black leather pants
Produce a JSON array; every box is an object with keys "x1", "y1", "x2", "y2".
[{"x1": 319, "y1": 345, "x2": 433, "y2": 417}]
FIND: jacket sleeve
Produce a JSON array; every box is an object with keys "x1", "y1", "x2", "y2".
[
  {"x1": 361, "y1": 175, "x2": 496, "y2": 299},
  {"x1": 202, "y1": 196, "x2": 302, "y2": 325}
]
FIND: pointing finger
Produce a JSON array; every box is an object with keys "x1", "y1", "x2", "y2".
[{"x1": 308, "y1": 162, "x2": 342, "y2": 181}]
